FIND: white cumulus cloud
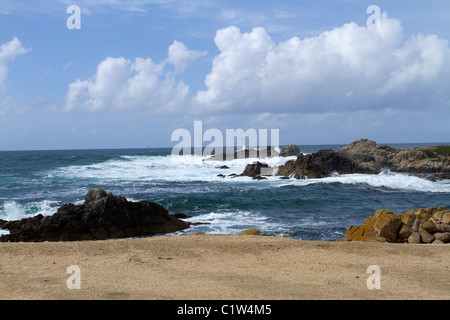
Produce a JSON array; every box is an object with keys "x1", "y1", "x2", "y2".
[
  {"x1": 63, "y1": 13, "x2": 450, "y2": 117},
  {"x1": 192, "y1": 13, "x2": 450, "y2": 115},
  {"x1": 64, "y1": 40, "x2": 205, "y2": 114},
  {"x1": 166, "y1": 40, "x2": 207, "y2": 73},
  {"x1": 0, "y1": 37, "x2": 30, "y2": 91}
]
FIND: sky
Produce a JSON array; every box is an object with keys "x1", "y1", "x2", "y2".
[{"x1": 0, "y1": 0, "x2": 449, "y2": 151}]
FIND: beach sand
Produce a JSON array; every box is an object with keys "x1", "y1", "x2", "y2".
[{"x1": 0, "y1": 234, "x2": 448, "y2": 300}]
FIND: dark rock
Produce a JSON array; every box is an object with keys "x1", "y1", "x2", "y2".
[
  {"x1": 85, "y1": 188, "x2": 107, "y2": 203},
  {"x1": 276, "y1": 149, "x2": 356, "y2": 179},
  {"x1": 219, "y1": 165, "x2": 230, "y2": 169},
  {"x1": 0, "y1": 189, "x2": 191, "y2": 242},
  {"x1": 171, "y1": 213, "x2": 192, "y2": 219},
  {"x1": 275, "y1": 139, "x2": 450, "y2": 180},
  {"x1": 242, "y1": 161, "x2": 269, "y2": 178},
  {"x1": 280, "y1": 144, "x2": 300, "y2": 157},
  {"x1": 217, "y1": 174, "x2": 226, "y2": 178},
  {"x1": 252, "y1": 175, "x2": 268, "y2": 180}
]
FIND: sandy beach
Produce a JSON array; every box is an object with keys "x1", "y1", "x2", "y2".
[{"x1": 0, "y1": 234, "x2": 448, "y2": 300}]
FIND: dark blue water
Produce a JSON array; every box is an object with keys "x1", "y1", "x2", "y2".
[{"x1": 1, "y1": 144, "x2": 449, "y2": 240}]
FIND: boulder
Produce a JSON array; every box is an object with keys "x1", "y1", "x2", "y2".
[
  {"x1": 0, "y1": 189, "x2": 191, "y2": 242},
  {"x1": 280, "y1": 145, "x2": 300, "y2": 157},
  {"x1": 398, "y1": 224, "x2": 414, "y2": 243},
  {"x1": 344, "y1": 206, "x2": 449, "y2": 244},
  {"x1": 408, "y1": 232, "x2": 422, "y2": 244},
  {"x1": 276, "y1": 139, "x2": 450, "y2": 180},
  {"x1": 85, "y1": 188, "x2": 107, "y2": 203},
  {"x1": 240, "y1": 228, "x2": 261, "y2": 235},
  {"x1": 438, "y1": 223, "x2": 450, "y2": 232},
  {"x1": 241, "y1": 161, "x2": 269, "y2": 178},
  {"x1": 344, "y1": 211, "x2": 400, "y2": 243},
  {"x1": 401, "y1": 210, "x2": 416, "y2": 228},
  {"x1": 421, "y1": 219, "x2": 440, "y2": 234},
  {"x1": 433, "y1": 232, "x2": 450, "y2": 243},
  {"x1": 276, "y1": 149, "x2": 356, "y2": 179},
  {"x1": 419, "y1": 228, "x2": 435, "y2": 244},
  {"x1": 372, "y1": 210, "x2": 402, "y2": 243},
  {"x1": 442, "y1": 212, "x2": 450, "y2": 224}
]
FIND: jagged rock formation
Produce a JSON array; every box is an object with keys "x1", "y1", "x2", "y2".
[
  {"x1": 0, "y1": 188, "x2": 191, "y2": 242},
  {"x1": 279, "y1": 144, "x2": 301, "y2": 157},
  {"x1": 274, "y1": 139, "x2": 450, "y2": 180}
]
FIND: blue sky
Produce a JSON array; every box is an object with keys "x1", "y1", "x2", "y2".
[{"x1": 0, "y1": 0, "x2": 449, "y2": 150}]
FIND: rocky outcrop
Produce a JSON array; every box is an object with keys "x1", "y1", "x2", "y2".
[
  {"x1": 275, "y1": 139, "x2": 450, "y2": 180},
  {"x1": 280, "y1": 144, "x2": 300, "y2": 157},
  {"x1": 0, "y1": 188, "x2": 191, "y2": 242},
  {"x1": 276, "y1": 149, "x2": 358, "y2": 179},
  {"x1": 239, "y1": 228, "x2": 261, "y2": 235},
  {"x1": 338, "y1": 139, "x2": 450, "y2": 180},
  {"x1": 344, "y1": 207, "x2": 450, "y2": 244},
  {"x1": 241, "y1": 161, "x2": 269, "y2": 177}
]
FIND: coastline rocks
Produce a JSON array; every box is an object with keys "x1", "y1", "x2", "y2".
[
  {"x1": 275, "y1": 139, "x2": 450, "y2": 180},
  {"x1": 276, "y1": 149, "x2": 356, "y2": 179},
  {"x1": 344, "y1": 207, "x2": 450, "y2": 244},
  {"x1": 280, "y1": 144, "x2": 300, "y2": 157},
  {"x1": 0, "y1": 189, "x2": 191, "y2": 242},
  {"x1": 241, "y1": 161, "x2": 269, "y2": 178},
  {"x1": 240, "y1": 228, "x2": 261, "y2": 235}
]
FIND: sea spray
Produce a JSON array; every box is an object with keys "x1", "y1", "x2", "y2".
[{"x1": 0, "y1": 147, "x2": 449, "y2": 241}]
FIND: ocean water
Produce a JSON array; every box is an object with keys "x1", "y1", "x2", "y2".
[{"x1": 1, "y1": 144, "x2": 449, "y2": 241}]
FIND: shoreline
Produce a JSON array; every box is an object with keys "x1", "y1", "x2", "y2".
[{"x1": 0, "y1": 234, "x2": 448, "y2": 300}]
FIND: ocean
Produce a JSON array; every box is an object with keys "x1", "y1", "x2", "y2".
[{"x1": 1, "y1": 143, "x2": 449, "y2": 241}]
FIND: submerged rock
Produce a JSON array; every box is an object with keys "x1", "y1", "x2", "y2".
[
  {"x1": 0, "y1": 189, "x2": 191, "y2": 242},
  {"x1": 205, "y1": 146, "x2": 279, "y2": 161},
  {"x1": 276, "y1": 149, "x2": 357, "y2": 179}
]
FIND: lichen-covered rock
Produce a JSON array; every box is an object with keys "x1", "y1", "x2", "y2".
[
  {"x1": 277, "y1": 139, "x2": 450, "y2": 180},
  {"x1": 419, "y1": 228, "x2": 435, "y2": 244},
  {"x1": 421, "y1": 219, "x2": 440, "y2": 234},
  {"x1": 344, "y1": 206, "x2": 449, "y2": 244},
  {"x1": 398, "y1": 224, "x2": 414, "y2": 243},
  {"x1": 408, "y1": 232, "x2": 421, "y2": 244},
  {"x1": 240, "y1": 228, "x2": 261, "y2": 235},
  {"x1": 433, "y1": 232, "x2": 450, "y2": 243}
]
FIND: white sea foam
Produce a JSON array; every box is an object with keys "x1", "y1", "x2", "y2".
[
  {"x1": 277, "y1": 171, "x2": 450, "y2": 193},
  {"x1": 49, "y1": 155, "x2": 295, "y2": 183},
  {"x1": 48, "y1": 154, "x2": 450, "y2": 193},
  {"x1": 0, "y1": 200, "x2": 60, "y2": 235},
  {"x1": 176, "y1": 210, "x2": 285, "y2": 236}
]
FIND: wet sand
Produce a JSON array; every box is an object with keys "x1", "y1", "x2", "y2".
[{"x1": 0, "y1": 234, "x2": 448, "y2": 300}]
